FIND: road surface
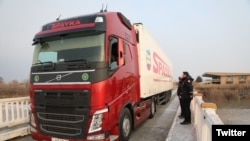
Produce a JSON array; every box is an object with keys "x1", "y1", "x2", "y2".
[{"x1": 10, "y1": 91, "x2": 179, "y2": 141}]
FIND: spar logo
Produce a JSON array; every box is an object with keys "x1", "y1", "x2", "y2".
[
  {"x1": 146, "y1": 50, "x2": 151, "y2": 71},
  {"x1": 153, "y1": 52, "x2": 171, "y2": 77}
]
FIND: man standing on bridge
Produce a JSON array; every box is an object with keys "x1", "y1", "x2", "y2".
[
  {"x1": 179, "y1": 71, "x2": 193, "y2": 125},
  {"x1": 177, "y1": 76, "x2": 184, "y2": 118}
]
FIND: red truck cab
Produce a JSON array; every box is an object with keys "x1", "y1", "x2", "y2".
[{"x1": 30, "y1": 11, "x2": 141, "y2": 141}]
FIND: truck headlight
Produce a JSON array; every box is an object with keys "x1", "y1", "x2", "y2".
[{"x1": 88, "y1": 108, "x2": 108, "y2": 133}]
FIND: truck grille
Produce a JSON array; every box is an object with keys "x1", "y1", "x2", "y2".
[
  {"x1": 41, "y1": 125, "x2": 82, "y2": 137},
  {"x1": 37, "y1": 113, "x2": 84, "y2": 123},
  {"x1": 34, "y1": 90, "x2": 90, "y2": 139}
]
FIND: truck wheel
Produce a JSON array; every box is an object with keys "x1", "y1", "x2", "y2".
[
  {"x1": 149, "y1": 98, "x2": 156, "y2": 118},
  {"x1": 119, "y1": 108, "x2": 132, "y2": 141}
]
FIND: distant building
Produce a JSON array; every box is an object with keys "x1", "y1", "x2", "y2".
[{"x1": 202, "y1": 72, "x2": 250, "y2": 84}]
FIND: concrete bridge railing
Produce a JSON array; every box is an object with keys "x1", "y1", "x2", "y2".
[
  {"x1": 0, "y1": 97, "x2": 30, "y2": 141},
  {"x1": 191, "y1": 93, "x2": 224, "y2": 141}
]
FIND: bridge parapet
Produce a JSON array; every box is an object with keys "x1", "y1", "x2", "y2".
[
  {"x1": 0, "y1": 97, "x2": 30, "y2": 141},
  {"x1": 191, "y1": 93, "x2": 224, "y2": 141}
]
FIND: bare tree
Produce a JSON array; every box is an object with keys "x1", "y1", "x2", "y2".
[
  {"x1": 195, "y1": 76, "x2": 203, "y2": 83},
  {"x1": 22, "y1": 79, "x2": 30, "y2": 88}
]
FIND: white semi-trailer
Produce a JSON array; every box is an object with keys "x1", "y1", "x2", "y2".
[{"x1": 135, "y1": 23, "x2": 173, "y2": 100}]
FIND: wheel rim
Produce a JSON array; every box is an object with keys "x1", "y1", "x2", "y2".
[{"x1": 122, "y1": 115, "x2": 131, "y2": 137}]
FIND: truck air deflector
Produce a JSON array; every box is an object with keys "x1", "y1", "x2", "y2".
[
  {"x1": 117, "y1": 12, "x2": 132, "y2": 30},
  {"x1": 33, "y1": 14, "x2": 106, "y2": 40}
]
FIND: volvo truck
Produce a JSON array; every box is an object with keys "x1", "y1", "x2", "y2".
[{"x1": 29, "y1": 11, "x2": 173, "y2": 141}]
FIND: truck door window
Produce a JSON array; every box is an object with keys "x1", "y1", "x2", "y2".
[
  {"x1": 109, "y1": 37, "x2": 118, "y2": 70},
  {"x1": 109, "y1": 37, "x2": 126, "y2": 71}
]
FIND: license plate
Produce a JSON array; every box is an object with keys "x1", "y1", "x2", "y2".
[{"x1": 51, "y1": 137, "x2": 69, "y2": 141}]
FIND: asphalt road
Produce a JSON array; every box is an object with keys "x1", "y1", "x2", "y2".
[{"x1": 10, "y1": 91, "x2": 178, "y2": 141}]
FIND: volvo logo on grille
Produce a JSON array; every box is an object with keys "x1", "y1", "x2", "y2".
[
  {"x1": 45, "y1": 72, "x2": 74, "y2": 83},
  {"x1": 56, "y1": 75, "x2": 62, "y2": 81}
]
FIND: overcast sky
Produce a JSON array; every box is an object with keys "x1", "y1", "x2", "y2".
[{"x1": 0, "y1": 0, "x2": 250, "y2": 82}]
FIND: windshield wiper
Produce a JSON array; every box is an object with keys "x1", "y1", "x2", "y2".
[
  {"x1": 64, "y1": 59, "x2": 88, "y2": 63},
  {"x1": 64, "y1": 59, "x2": 90, "y2": 69},
  {"x1": 33, "y1": 61, "x2": 55, "y2": 71},
  {"x1": 34, "y1": 61, "x2": 54, "y2": 65}
]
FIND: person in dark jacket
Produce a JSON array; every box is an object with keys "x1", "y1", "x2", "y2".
[
  {"x1": 179, "y1": 71, "x2": 193, "y2": 125},
  {"x1": 177, "y1": 76, "x2": 184, "y2": 118}
]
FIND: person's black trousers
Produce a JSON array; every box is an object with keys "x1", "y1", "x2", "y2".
[
  {"x1": 182, "y1": 98, "x2": 192, "y2": 122},
  {"x1": 179, "y1": 97, "x2": 185, "y2": 116}
]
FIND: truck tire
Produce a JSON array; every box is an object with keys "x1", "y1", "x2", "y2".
[
  {"x1": 149, "y1": 98, "x2": 156, "y2": 118},
  {"x1": 119, "y1": 108, "x2": 132, "y2": 141}
]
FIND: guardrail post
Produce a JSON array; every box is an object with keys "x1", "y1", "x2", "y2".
[
  {"x1": 191, "y1": 92, "x2": 224, "y2": 141},
  {"x1": 201, "y1": 103, "x2": 217, "y2": 141}
]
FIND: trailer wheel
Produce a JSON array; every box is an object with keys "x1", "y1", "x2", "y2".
[
  {"x1": 119, "y1": 108, "x2": 132, "y2": 141},
  {"x1": 149, "y1": 98, "x2": 156, "y2": 119}
]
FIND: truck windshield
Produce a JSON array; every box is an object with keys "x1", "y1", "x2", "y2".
[{"x1": 32, "y1": 32, "x2": 105, "y2": 65}]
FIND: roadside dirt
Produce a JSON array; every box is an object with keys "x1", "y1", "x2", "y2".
[{"x1": 216, "y1": 109, "x2": 250, "y2": 124}]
